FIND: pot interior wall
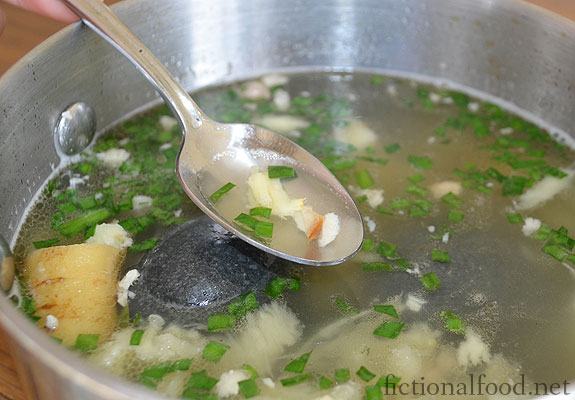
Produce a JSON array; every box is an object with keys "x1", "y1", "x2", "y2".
[{"x1": 0, "y1": 0, "x2": 573, "y2": 399}]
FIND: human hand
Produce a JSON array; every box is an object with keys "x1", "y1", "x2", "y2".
[{"x1": 1, "y1": 0, "x2": 79, "y2": 22}]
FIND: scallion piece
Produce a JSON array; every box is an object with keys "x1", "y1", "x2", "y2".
[
  {"x1": 408, "y1": 155, "x2": 434, "y2": 170},
  {"x1": 129, "y1": 238, "x2": 158, "y2": 253},
  {"x1": 284, "y1": 351, "x2": 312, "y2": 373},
  {"x1": 130, "y1": 329, "x2": 145, "y2": 345},
  {"x1": 385, "y1": 143, "x2": 401, "y2": 154},
  {"x1": 376, "y1": 375, "x2": 401, "y2": 388},
  {"x1": 362, "y1": 238, "x2": 374, "y2": 252},
  {"x1": 441, "y1": 192, "x2": 463, "y2": 208},
  {"x1": 375, "y1": 205, "x2": 393, "y2": 215},
  {"x1": 254, "y1": 221, "x2": 274, "y2": 238},
  {"x1": 181, "y1": 389, "x2": 217, "y2": 400},
  {"x1": 373, "y1": 321, "x2": 405, "y2": 339},
  {"x1": 209, "y1": 182, "x2": 236, "y2": 203},
  {"x1": 56, "y1": 208, "x2": 114, "y2": 237},
  {"x1": 289, "y1": 277, "x2": 301, "y2": 291},
  {"x1": 355, "y1": 170, "x2": 374, "y2": 189},
  {"x1": 448, "y1": 210, "x2": 464, "y2": 223},
  {"x1": 420, "y1": 272, "x2": 441, "y2": 291},
  {"x1": 395, "y1": 258, "x2": 412, "y2": 270},
  {"x1": 264, "y1": 277, "x2": 288, "y2": 299},
  {"x1": 431, "y1": 249, "x2": 451, "y2": 263},
  {"x1": 502, "y1": 176, "x2": 530, "y2": 196},
  {"x1": 334, "y1": 368, "x2": 350, "y2": 383},
  {"x1": 373, "y1": 305, "x2": 399, "y2": 319},
  {"x1": 185, "y1": 371, "x2": 219, "y2": 391},
  {"x1": 202, "y1": 341, "x2": 230, "y2": 363},
  {"x1": 228, "y1": 292, "x2": 259, "y2": 318},
  {"x1": 362, "y1": 262, "x2": 393, "y2": 272},
  {"x1": 207, "y1": 313, "x2": 236, "y2": 332},
  {"x1": 238, "y1": 379, "x2": 260, "y2": 398},
  {"x1": 506, "y1": 213, "x2": 524, "y2": 224},
  {"x1": 268, "y1": 166, "x2": 295, "y2": 179},
  {"x1": 319, "y1": 376, "x2": 334, "y2": 389},
  {"x1": 406, "y1": 184, "x2": 427, "y2": 197},
  {"x1": 408, "y1": 174, "x2": 425, "y2": 183},
  {"x1": 356, "y1": 366, "x2": 376, "y2": 382},
  {"x1": 440, "y1": 311, "x2": 466, "y2": 335},
  {"x1": 234, "y1": 213, "x2": 259, "y2": 229},
  {"x1": 335, "y1": 298, "x2": 360, "y2": 315},
  {"x1": 74, "y1": 334, "x2": 99, "y2": 352},
  {"x1": 390, "y1": 199, "x2": 410, "y2": 210},
  {"x1": 242, "y1": 364, "x2": 259, "y2": 379},
  {"x1": 365, "y1": 385, "x2": 383, "y2": 400},
  {"x1": 541, "y1": 244, "x2": 568, "y2": 261},
  {"x1": 376, "y1": 242, "x2": 397, "y2": 258},
  {"x1": 280, "y1": 374, "x2": 312, "y2": 387},
  {"x1": 249, "y1": 207, "x2": 272, "y2": 219},
  {"x1": 32, "y1": 238, "x2": 60, "y2": 249}
]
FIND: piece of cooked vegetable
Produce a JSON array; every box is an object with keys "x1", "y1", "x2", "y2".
[
  {"x1": 268, "y1": 165, "x2": 295, "y2": 179},
  {"x1": 284, "y1": 351, "x2": 312, "y2": 373},
  {"x1": 23, "y1": 243, "x2": 124, "y2": 346},
  {"x1": 210, "y1": 182, "x2": 236, "y2": 203},
  {"x1": 373, "y1": 321, "x2": 405, "y2": 339}
]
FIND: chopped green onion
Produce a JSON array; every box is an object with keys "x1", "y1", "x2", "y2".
[
  {"x1": 395, "y1": 258, "x2": 412, "y2": 270},
  {"x1": 541, "y1": 244, "x2": 568, "y2": 261},
  {"x1": 408, "y1": 155, "x2": 434, "y2": 170},
  {"x1": 289, "y1": 277, "x2": 301, "y2": 291},
  {"x1": 448, "y1": 210, "x2": 464, "y2": 223},
  {"x1": 254, "y1": 221, "x2": 274, "y2": 238},
  {"x1": 334, "y1": 298, "x2": 360, "y2": 315},
  {"x1": 181, "y1": 389, "x2": 218, "y2": 400},
  {"x1": 356, "y1": 366, "x2": 376, "y2": 382},
  {"x1": 376, "y1": 242, "x2": 397, "y2": 258},
  {"x1": 376, "y1": 375, "x2": 401, "y2": 388},
  {"x1": 362, "y1": 237, "x2": 374, "y2": 252},
  {"x1": 264, "y1": 277, "x2": 288, "y2": 299},
  {"x1": 249, "y1": 207, "x2": 272, "y2": 218},
  {"x1": 202, "y1": 341, "x2": 230, "y2": 363},
  {"x1": 280, "y1": 374, "x2": 312, "y2": 387},
  {"x1": 74, "y1": 334, "x2": 99, "y2": 352},
  {"x1": 362, "y1": 262, "x2": 393, "y2": 272},
  {"x1": 439, "y1": 311, "x2": 466, "y2": 335},
  {"x1": 406, "y1": 184, "x2": 427, "y2": 197},
  {"x1": 130, "y1": 329, "x2": 145, "y2": 345},
  {"x1": 508, "y1": 159, "x2": 546, "y2": 169},
  {"x1": 390, "y1": 199, "x2": 410, "y2": 210},
  {"x1": 234, "y1": 213, "x2": 259, "y2": 230},
  {"x1": 485, "y1": 167, "x2": 505, "y2": 182},
  {"x1": 32, "y1": 238, "x2": 60, "y2": 249},
  {"x1": 420, "y1": 272, "x2": 441, "y2": 291},
  {"x1": 371, "y1": 76, "x2": 384, "y2": 85},
  {"x1": 373, "y1": 305, "x2": 399, "y2": 319},
  {"x1": 365, "y1": 385, "x2": 383, "y2": 400},
  {"x1": 284, "y1": 351, "x2": 312, "y2": 373},
  {"x1": 319, "y1": 376, "x2": 334, "y2": 389},
  {"x1": 533, "y1": 226, "x2": 553, "y2": 241},
  {"x1": 431, "y1": 249, "x2": 451, "y2": 263},
  {"x1": 209, "y1": 182, "x2": 236, "y2": 203},
  {"x1": 506, "y1": 213, "x2": 524, "y2": 224},
  {"x1": 185, "y1": 370, "x2": 219, "y2": 391},
  {"x1": 207, "y1": 313, "x2": 236, "y2": 332},
  {"x1": 375, "y1": 205, "x2": 393, "y2": 215},
  {"x1": 373, "y1": 321, "x2": 405, "y2": 339},
  {"x1": 385, "y1": 143, "x2": 401, "y2": 154},
  {"x1": 268, "y1": 166, "x2": 295, "y2": 179},
  {"x1": 334, "y1": 368, "x2": 351, "y2": 383},
  {"x1": 58, "y1": 202, "x2": 78, "y2": 215},
  {"x1": 56, "y1": 208, "x2": 114, "y2": 237},
  {"x1": 238, "y1": 379, "x2": 260, "y2": 398},
  {"x1": 502, "y1": 176, "x2": 530, "y2": 196},
  {"x1": 242, "y1": 364, "x2": 259, "y2": 379},
  {"x1": 227, "y1": 292, "x2": 259, "y2": 319},
  {"x1": 408, "y1": 174, "x2": 425, "y2": 183},
  {"x1": 355, "y1": 170, "x2": 375, "y2": 189},
  {"x1": 441, "y1": 192, "x2": 463, "y2": 208},
  {"x1": 128, "y1": 238, "x2": 158, "y2": 252}
]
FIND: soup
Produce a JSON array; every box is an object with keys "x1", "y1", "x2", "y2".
[{"x1": 10, "y1": 72, "x2": 575, "y2": 399}]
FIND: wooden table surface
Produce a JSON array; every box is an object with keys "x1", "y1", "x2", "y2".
[{"x1": 0, "y1": 1, "x2": 573, "y2": 399}]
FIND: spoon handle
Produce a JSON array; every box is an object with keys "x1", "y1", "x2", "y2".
[{"x1": 63, "y1": 0, "x2": 204, "y2": 130}]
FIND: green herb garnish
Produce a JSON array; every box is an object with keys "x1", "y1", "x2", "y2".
[
  {"x1": 431, "y1": 249, "x2": 450, "y2": 262},
  {"x1": 202, "y1": 341, "x2": 230, "y2": 363},
  {"x1": 280, "y1": 374, "x2": 313, "y2": 387},
  {"x1": 228, "y1": 292, "x2": 259, "y2": 319},
  {"x1": 128, "y1": 238, "x2": 159, "y2": 252},
  {"x1": 186, "y1": 370, "x2": 219, "y2": 391},
  {"x1": 373, "y1": 322, "x2": 405, "y2": 339},
  {"x1": 207, "y1": 313, "x2": 236, "y2": 332},
  {"x1": 385, "y1": 143, "x2": 401, "y2": 154},
  {"x1": 254, "y1": 220, "x2": 274, "y2": 238},
  {"x1": 264, "y1": 277, "x2": 288, "y2": 299},
  {"x1": 238, "y1": 379, "x2": 260, "y2": 398},
  {"x1": 209, "y1": 182, "x2": 236, "y2": 203},
  {"x1": 32, "y1": 238, "x2": 60, "y2": 249},
  {"x1": 334, "y1": 368, "x2": 350, "y2": 383},
  {"x1": 356, "y1": 366, "x2": 376, "y2": 382},
  {"x1": 362, "y1": 262, "x2": 393, "y2": 272},
  {"x1": 130, "y1": 329, "x2": 145, "y2": 345},
  {"x1": 234, "y1": 213, "x2": 259, "y2": 229},
  {"x1": 420, "y1": 272, "x2": 441, "y2": 291},
  {"x1": 319, "y1": 376, "x2": 334, "y2": 389},
  {"x1": 373, "y1": 305, "x2": 399, "y2": 319},
  {"x1": 441, "y1": 192, "x2": 463, "y2": 208},
  {"x1": 249, "y1": 207, "x2": 272, "y2": 218},
  {"x1": 408, "y1": 155, "x2": 434, "y2": 170},
  {"x1": 362, "y1": 237, "x2": 374, "y2": 251},
  {"x1": 355, "y1": 170, "x2": 375, "y2": 189},
  {"x1": 365, "y1": 385, "x2": 383, "y2": 400},
  {"x1": 74, "y1": 334, "x2": 99, "y2": 352},
  {"x1": 284, "y1": 351, "x2": 312, "y2": 373},
  {"x1": 506, "y1": 213, "x2": 524, "y2": 224},
  {"x1": 439, "y1": 311, "x2": 466, "y2": 335},
  {"x1": 289, "y1": 277, "x2": 301, "y2": 291},
  {"x1": 56, "y1": 208, "x2": 114, "y2": 237},
  {"x1": 268, "y1": 166, "x2": 295, "y2": 179},
  {"x1": 334, "y1": 298, "x2": 360, "y2": 315},
  {"x1": 376, "y1": 242, "x2": 397, "y2": 258},
  {"x1": 448, "y1": 210, "x2": 464, "y2": 223}
]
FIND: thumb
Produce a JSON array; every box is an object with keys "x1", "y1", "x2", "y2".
[{"x1": 1, "y1": 0, "x2": 80, "y2": 22}]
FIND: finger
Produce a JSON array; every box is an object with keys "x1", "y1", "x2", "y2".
[{"x1": 2, "y1": 0, "x2": 79, "y2": 22}]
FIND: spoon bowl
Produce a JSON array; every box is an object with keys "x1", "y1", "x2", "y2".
[{"x1": 64, "y1": 0, "x2": 364, "y2": 265}]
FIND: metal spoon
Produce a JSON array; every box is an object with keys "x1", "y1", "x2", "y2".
[{"x1": 63, "y1": 0, "x2": 364, "y2": 266}]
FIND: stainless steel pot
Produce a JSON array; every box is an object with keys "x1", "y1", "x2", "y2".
[{"x1": 0, "y1": 0, "x2": 573, "y2": 398}]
